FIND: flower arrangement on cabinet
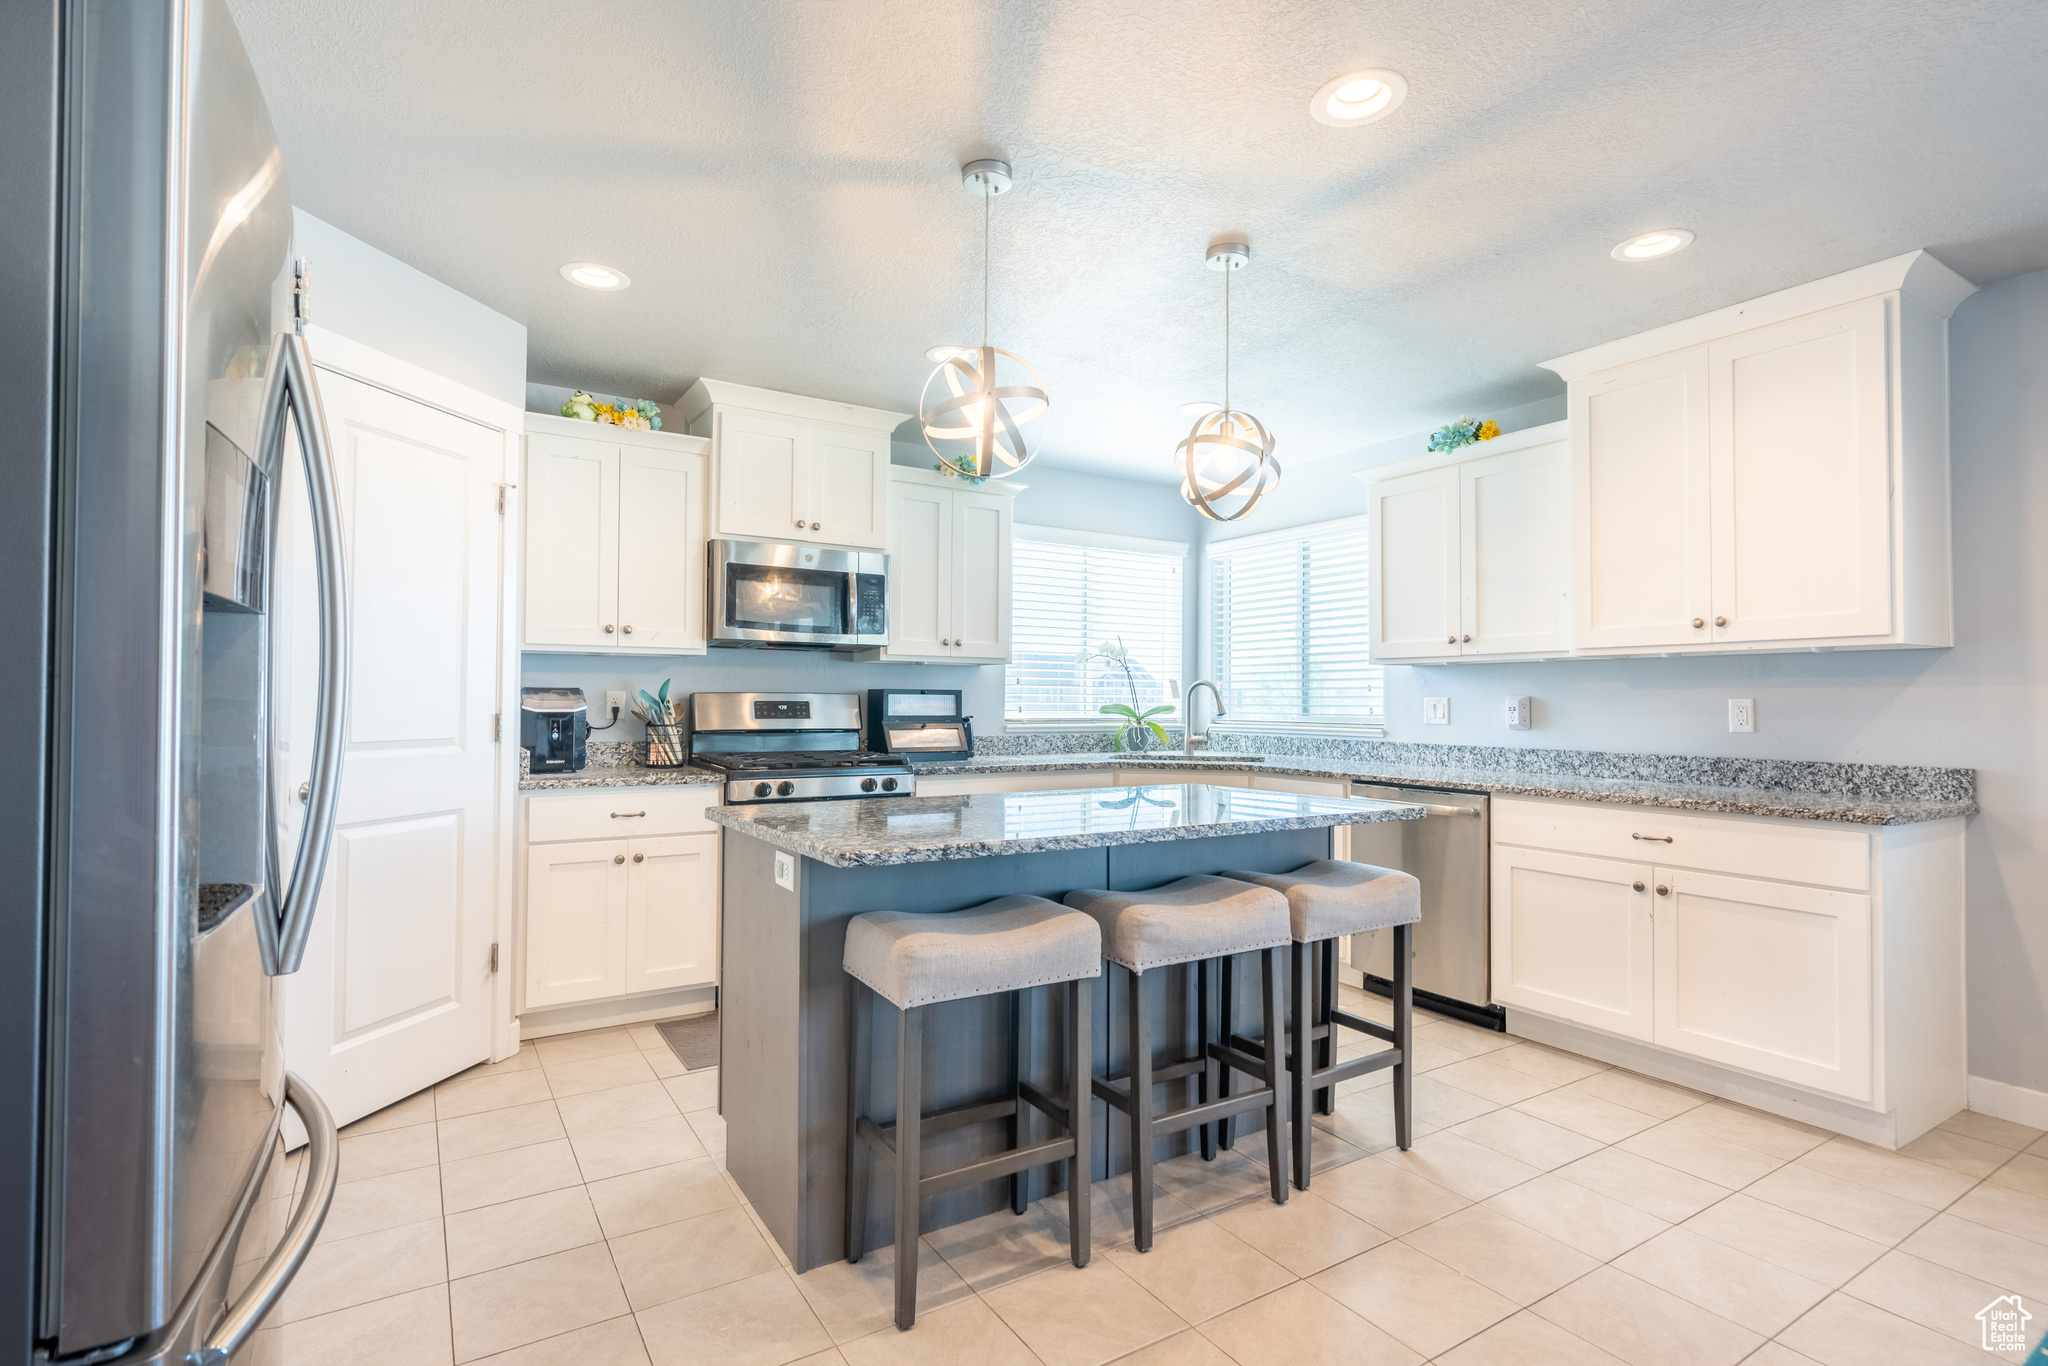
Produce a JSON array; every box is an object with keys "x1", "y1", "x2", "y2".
[
  {"x1": 561, "y1": 390, "x2": 664, "y2": 431},
  {"x1": 1426, "y1": 416, "x2": 1500, "y2": 453},
  {"x1": 1077, "y1": 638, "x2": 1176, "y2": 751}
]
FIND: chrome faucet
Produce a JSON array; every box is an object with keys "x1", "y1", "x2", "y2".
[{"x1": 1183, "y1": 680, "x2": 1226, "y2": 756}]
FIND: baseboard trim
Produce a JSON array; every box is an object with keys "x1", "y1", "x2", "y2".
[
  {"x1": 520, "y1": 984, "x2": 716, "y2": 1039},
  {"x1": 1968, "y1": 1075, "x2": 2048, "y2": 1131}
]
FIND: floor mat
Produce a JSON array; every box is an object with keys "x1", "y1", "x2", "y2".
[{"x1": 656, "y1": 1011, "x2": 719, "y2": 1070}]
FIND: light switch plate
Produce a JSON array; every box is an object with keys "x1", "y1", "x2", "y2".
[
  {"x1": 1506, "y1": 696, "x2": 1532, "y2": 730},
  {"x1": 774, "y1": 850, "x2": 795, "y2": 891},
  {"x1": 1728, "y1": 698, "x2": 1756, "y2": 733},
  {"x1": 1423, "y1": 697, "x2": 1450, "y2": 725}
]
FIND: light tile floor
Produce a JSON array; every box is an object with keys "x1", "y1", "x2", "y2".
[{"x1": 257, "y1": 994, "x2": 2048, "y2": 1366}]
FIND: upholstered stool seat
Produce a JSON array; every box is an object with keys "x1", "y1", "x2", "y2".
[
  {"x1": 1062, "y1": 876, "x2": 1294, "y2": 1251},
  {"x1": 1222, "y1": 861, "x2": 1422, "y2": 1188},
  {"x1": 845, "y1": 896, "x2": 1099, "y2": 1330}
]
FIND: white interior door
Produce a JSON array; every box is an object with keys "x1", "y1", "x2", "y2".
[
  {"x1": 1369, "y1": 466, "x2": 1461, "y2": 661},
  {"x1": 616, "y1": 446, "x2": 705, "y2": 652},
  {"x1": 1572, "y1": 347, "x2": 1713, "y2": 650},
  {"x1": 1491, "y1": 846, "x2": 1655, "y2": 1040},
  {"x1": 280, "y1": 367, "x2": 504, "y2": 1127},
  {"x1": 1653, "y1": 868, "x2": 1873, "y2": 1100},
  {"x1": 1462, "y1": 439, "x2": 1570, "y2": 655},
  {"x1": 1709, "y1": 297, "x2": 1894, "y2": 643},
  {"x1": 949, "y1": 489, "x2": 1011, "y2": 660},
  {"x1": 885, "y1": 481, "x2": 950, "y2": 660},
  {"x1": 523, "y1": 433, "x2": 618, "y2": 648}
]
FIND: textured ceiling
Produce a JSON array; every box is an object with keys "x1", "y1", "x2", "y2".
[{"x1": 229, "y1": 0, "x2": 2048, "y2": 481}]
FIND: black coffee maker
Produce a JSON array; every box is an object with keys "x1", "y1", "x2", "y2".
[{"x1": 520, "y1": 687, "x2": 589, "y2": 773}]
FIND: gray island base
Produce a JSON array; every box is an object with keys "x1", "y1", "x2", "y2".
[{"x1": 706, "y1": 783, "x2": 1424, "y2": 1272}]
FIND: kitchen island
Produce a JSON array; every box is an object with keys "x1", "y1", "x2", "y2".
[{"x1": 706, "y1": 782, "x2": 1424, "y2": 1272}]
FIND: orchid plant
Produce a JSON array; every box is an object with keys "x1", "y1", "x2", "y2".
[{"x1": 1077, "y1": 638, "x2": 1176, "y2": 751}]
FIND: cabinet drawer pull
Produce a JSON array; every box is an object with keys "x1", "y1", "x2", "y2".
[
  {"x1": 611, "y1": 811, "x2": 647, "y2": 819},
  {"x1": 613, "y1": 854, "x2": 625, "y2": 865},
  {"x1": 1656, "y1": 883, "x2": 1670, "y2": 896},
  {"x1": 633, "y1": 852, "x2": 645, "y2": 863},
  {"x1": 1631, "y1": 832, "x2": 1673, "y2": 842},
  {"x1": 1633, "y1": 880, "x2": 1646, "y2": 892}
]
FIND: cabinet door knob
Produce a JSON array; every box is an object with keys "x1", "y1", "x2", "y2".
[
  {"x1": 1715, "y1": 615, "x2": 1728, "y2": 627},
  {"x1": 1656, "y1": 883, "x2": 1670, "y2": 896},
  {"x1": 603, "y1": 624, "x2": 615, "y2": 633},
  {"x1": 810, "y1": 521, "x2": 821, "y2": 530},
  {"x1": 1633, "y1": 880, "x2": 1645, "y2": 892},
  {"x1": 1691, "y1": 617, "x2": 1705, "y2": 629},
  {"x1": 1447, "y1": 635, "x2": 1457, "y2": 644},
  {"x1": 1462, "y1": 634, "x2": 1471, "y2": 643},
  {"x1": 613, "y1": 854, "x2": 625, "y2": 865},
  {"x1": 795, "y1": 518, "x2": 805, "y2": 528},
  {"x1": 633, "y1": 852, "x2": 645, "y2": 863},
  {"x1": 622, "y1": 624, "x2": 633, "y2": 634}
]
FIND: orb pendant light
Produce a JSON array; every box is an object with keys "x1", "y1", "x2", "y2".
[
  {"x1": 1175, "y1": 242, "x2": 1280, "y2": 521},
  {"x1": 921, "y1": 159, "x2": 1048, "y2": 480}
]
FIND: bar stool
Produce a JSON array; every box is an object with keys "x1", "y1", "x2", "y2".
[
  {"x1": 1062, "y1": 875, "x2": 1292, "y2": 1252},
  {"x1": 844, "y1": 894, "x2": 1099, "y2": 1330},
  {"x1": 1222, "y1": 861, "x2": 1421, "y2": 1188}
]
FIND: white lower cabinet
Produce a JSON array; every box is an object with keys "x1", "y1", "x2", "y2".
[
  {"x1": 1491, "y1": 795, "x2": 1961, "y2": 1144},
  {"x1": 521, "y1": 791, "x2": 720, "y2": 1012}
]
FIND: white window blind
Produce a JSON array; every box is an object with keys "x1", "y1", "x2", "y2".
[
  {"x1": 1211, "y1": 519, "x2": 1383, "y2": 728},
  {"x1": 1006, "y1": 530, "x2": 1185, "y2": 721}
]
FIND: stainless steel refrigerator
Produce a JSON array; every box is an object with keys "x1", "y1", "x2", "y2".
[{"x1": 2, "y1": 0, "x2": 346, "y2": 1360}]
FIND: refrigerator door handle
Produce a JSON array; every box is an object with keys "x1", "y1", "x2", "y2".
[
  {"x1": 188, "y1": 1075, "x2": 340, "y2": 1366},
  {"x1": 257, "y1": 330, "x2": 350, "y2": 976}
]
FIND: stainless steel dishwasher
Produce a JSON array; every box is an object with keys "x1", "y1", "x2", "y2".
[{"x1": 1347, "y1": 782, "x2": 1502, "y2": 1030}]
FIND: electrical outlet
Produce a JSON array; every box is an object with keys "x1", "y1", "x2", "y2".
[
  {"x1": 1423, "y1": 697, "x2": 1450, "y2": 725},
  {"x1": 774, "y1": 851, "x2": 795, "y2": 891},
  {"x1": 1506, "y1": 696, "x2": 1532, "y2": 730},
  {"x1": 1728, "y1": 698, "x2": 1756, "y2": 733},
  {"x1": 605, "y1": 690, "x2": 628, "y2": 721}
]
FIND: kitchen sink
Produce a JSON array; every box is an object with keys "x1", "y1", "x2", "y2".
[{"x1": 1120, "y1": 753, "x2": 1266, "y2": 763}]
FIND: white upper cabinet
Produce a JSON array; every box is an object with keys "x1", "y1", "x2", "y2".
[
  {"x1": 1366, "y1": 423, "x2": 1570, "y2": 663},
  {"x1": 1545, "y1": 248, "x2": 1976, "y2": 656},
  {"x1": 680, "y1": 378, "x2": 906, "y2": 551},
  {"x1": 522, "y1": 414, "x2": 707, "y2": 654},
  {"x1": 877, "y1": 467, "x2": 1018, "y2": 664}
]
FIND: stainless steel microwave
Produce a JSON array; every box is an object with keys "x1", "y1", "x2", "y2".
[{"x1": 708, "y1": 538, "x2": 889, "y2": 650}]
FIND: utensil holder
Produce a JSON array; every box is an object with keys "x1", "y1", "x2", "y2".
[{"x1": 645, "y1": 723, "x2": 687, "y2": 768}]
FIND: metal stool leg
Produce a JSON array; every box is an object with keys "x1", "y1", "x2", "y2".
[
  {"x1": 1261, "y1": 946, "x2": 1289, "y2": 1203},
  {"x1": 893, "y1": 1004, "x2": 924, "y2": 1331},
  {"x1": 1068, "y1": 975, "x2": 1092, "y2": 1267},
  {"x1": 1392, "y1": 922, "x2": 1413, "y2": 1151},
  {"x1": 1196, "y1": 958, "x2": 1215, "y2": 1161},
  {"x1": 1127, "y1": 965, "x2": 1156, "y2": 1251},
  {"x1": 1010, "y1": 989, "x2": 1029, "y2": 1215},
  {"x1": 845, "y1": 980, "x2": 868, "y2": 1264},
  {"x1": 1315, "y1": 939, "x2": 1337, "y2": 1115},
  {"x1": 1217, "y1": 953, "x2": 1236, "y2": 1150},
  {"x1": 1289, "y1": 941, "x2": 1313, "y2": 1191}
]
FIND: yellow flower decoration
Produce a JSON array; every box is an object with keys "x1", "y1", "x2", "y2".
[{"x1": 1476, "y1": 420, "x2": 1501, "y2": 441}]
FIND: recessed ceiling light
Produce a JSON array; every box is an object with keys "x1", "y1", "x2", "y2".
[
  {"x1": 1179, "y1": 400, "x2": 1222, "y2": 417},
  {"x1": 1610, "y1": 229, "x2": 1694, "y2": 262},
  {"x1": 1311, "y1": 69, "x2": 1407, "y2": 127},
  {"x1": 560, "y1": 261, "x2": 629, "y2": 290}
]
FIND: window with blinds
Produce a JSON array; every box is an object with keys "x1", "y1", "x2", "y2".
[
  {"x1": 1210, "y1": 518, "x2": 1383, "y2": 728},
  {"x1": 1006, "y1": 530, "x2": 1185, "y2": 721}
]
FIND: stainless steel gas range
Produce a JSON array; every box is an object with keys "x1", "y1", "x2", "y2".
[{"x1": 687, "y1": 692, "x2": 916, "y2": 803}]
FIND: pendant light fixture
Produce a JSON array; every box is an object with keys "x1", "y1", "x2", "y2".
[
  {"x1": 1175, "y1": 242, "x2": 1280, "y2": 521},
  {"x1": 920, "y1": 159, "x2": 1048, "y2": 480}
]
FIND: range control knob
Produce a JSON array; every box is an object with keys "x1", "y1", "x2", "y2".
[
  {"x1": 879, "y1": 777, "x2": 898, "y2": 792},
  {"x1": 776, "y1": 780, "x2": 796, "y2": 797},
  {"x1": 753, "y1": 781, "x2": 773, "y2": 798},
  {"x1": 860, "y1": 777, "x2": 878, "y2": 792}
]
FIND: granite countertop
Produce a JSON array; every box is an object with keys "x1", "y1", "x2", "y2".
[
  {"x1": 703, "y1": 783, "x2": 1425, "y2": 867},
  {"x1": 908, "y1": 754, "x2": 1977, "y2": 826},
  {"x1": 519, "y1": 764, "x2": 723, "y2": 792}
]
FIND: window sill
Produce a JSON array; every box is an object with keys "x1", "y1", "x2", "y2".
[
  {"x1": 1001, "y1": 717, "x2": 1131, "y2": 732},
  {"x1": 1210, "y1": 719, "x2": 1387, "y2": 739}
]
